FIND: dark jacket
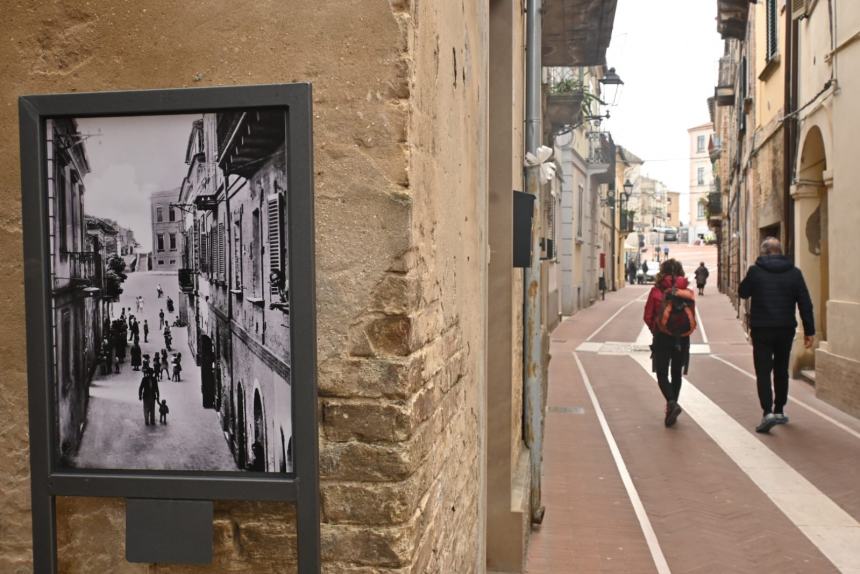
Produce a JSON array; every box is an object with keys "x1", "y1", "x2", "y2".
[
  {"x1": 694, "y1": 265, "x2": 709, "y2": 285},
  {"x1": 738, "y1": 255, "x2": 815, "y2": 335},
  {"x1": 139, "y1": 375, "x2": 160, "y2": 402}
]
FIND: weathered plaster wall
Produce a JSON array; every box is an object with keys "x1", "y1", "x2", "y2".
[{"x1": 0, "y1": 1, "x2": 488, "y2": 572}]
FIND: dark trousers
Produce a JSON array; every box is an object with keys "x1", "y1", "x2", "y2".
[
  {"x1": 652, "y1": 333, "x2": 689, "y2": 403},
  {"x1": 751, "y1": 327, "x2": 794, "y2": 415},
  {"x1": 143, "y1": 399, "x2": 156, "y2": 425}
]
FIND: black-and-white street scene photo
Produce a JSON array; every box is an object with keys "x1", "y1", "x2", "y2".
[{"x1": 47, "y1": 110, "x2": 292, "y2": 473}]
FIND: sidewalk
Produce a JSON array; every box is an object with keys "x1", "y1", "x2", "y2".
[{"x1": 526, "y1": 274, "x2": 860, "y2": 573}]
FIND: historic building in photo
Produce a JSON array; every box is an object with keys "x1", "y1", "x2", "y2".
[
  {"x1": 46, "y1": 119, "x2": 104, "y2": 460},
  {"x1": 149, "y1": 188, "x2": 182, "y2": 271},
  {"x1": 177, "y1": 112, "x2": 292, "y2": 473}
]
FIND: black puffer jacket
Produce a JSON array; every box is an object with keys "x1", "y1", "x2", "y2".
[{"x1": 738, "y1": 255, "x2": 815, "y2": 335}]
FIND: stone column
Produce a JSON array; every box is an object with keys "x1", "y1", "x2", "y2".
[{"x1": 789, "y1": 181, "x2": 823, "y2": 375}]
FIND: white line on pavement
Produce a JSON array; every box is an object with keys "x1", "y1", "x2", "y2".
[
  {"x1": 573, "y1": 352, "x2": 672, "y2": 574},
  {"x1": 635, "y1": 325, "x2": 652, "y2": 346},
  {"x1": 631, "y1": 353, "x2": 860, "y2": 573},
  {"x1": 585, "y1": 292, "x2": 649, "y2": 342},
  {"x1": 710, "y1": 354, "x2": 860, "y2": 442},
  {"x1": 695, "y1": 304, "x2": 709, "y2": 344}
]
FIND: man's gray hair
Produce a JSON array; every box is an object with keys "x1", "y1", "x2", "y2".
[{"x1": 760, "y1": 236, "x2": 783, "y2": 256}]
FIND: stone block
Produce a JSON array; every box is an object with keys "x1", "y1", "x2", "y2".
[
  {"x1": 323, "y1": 399, "x2": 413, "y2": 443},
  {"x1": 318, "y1": 356, "x2": 424, "y2": 400}
]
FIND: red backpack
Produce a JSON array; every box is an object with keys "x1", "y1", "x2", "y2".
[{"x1": 657, "y1": 278, "x2": 697, "y2": 337}]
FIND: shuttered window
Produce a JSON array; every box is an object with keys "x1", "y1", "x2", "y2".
[
  {"x1": 766, "y1": 0, "x2": 778, "y2": 60},
  {"x1": 218, "y1": 222, "x2": 226, "y2": 280},
  {"x1": 267, "y1": 194, "x2": 284, "y2": 295}
]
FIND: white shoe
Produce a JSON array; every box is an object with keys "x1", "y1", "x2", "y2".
[
  {"x1": 773, "y1": 413, "x2": 789, "y2": 425},
  {"x1": 756, "y1": 413, "x2": 777, "y2": 433}
]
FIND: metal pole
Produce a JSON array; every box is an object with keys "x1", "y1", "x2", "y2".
[{"x1": 523, "y1": 0, "x2": 545, "y2": 525}]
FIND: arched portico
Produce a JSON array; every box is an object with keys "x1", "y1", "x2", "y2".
[{"x1": 790, "y1": 125, "x2": 831, "y2": 374}]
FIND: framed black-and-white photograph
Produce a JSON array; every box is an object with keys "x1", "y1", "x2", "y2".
[{"x1": 20, "y1": 84, "x2": 319, "y2": 573}]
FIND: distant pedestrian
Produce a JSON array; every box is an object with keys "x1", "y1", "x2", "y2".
[
  {"x1": 171, "y1": 353, "x2": 182, "y2": 382},
  {"x1": 143, "y1": 320, "x2": 149, "y2": 343},
  {"x1": 159, "y1": 309, "x2": 165, "y2": 330},
  {"x1": 166, "y1": 296, "x2": 174, "y2": 314},
  {"x1": 153, "y1": 353, "x2": 162, "y2": 381},
  {"x1": 640, "y1": 260, "x2": 649, "y2": 284},
  {"x1": 130, "y1": 342, "x2": 142, "y2": 371},
  {"x1": 694, "y1": 262, "x2": 710, "y2": 296},
  {"x1": 250, "y1": 442, "x2": 265, "y2": 471},
  {"x1": 627, "y1": 260, "x2": 637, "y2": 285},
  {"x1": 163, "y1": 325, "x2": 172, "y2": 351},
  {"x1": 100, "y1": 337, "x2": 112, "y2": 375},
  {"x1": 739, "y1": 237, "x2": 815, "y2": 434},
  {"x1": 644, "y1": 259, "x2": 697, "y2": 427},
  {"x1": 160, "y1": 349, "x2": 170, "y2": 379},
  {"x1": 159, "y1": 400, "x2": 169, "y2": 424},
  {"x1": 129, "y1": 317, "x2": 140, "y2": 341},
  {"x1": 136, "y1": 295, "x2": 144, "y2": 314},
  {"x1": 138, "y1": 369, "x2": 160, "y2": 426},
  {"x1": 156, "y1": 283, "x2": 163, "y2": 298},
  {"x1": 142, "y1": 353, "x2": 151, "y2": 374}
]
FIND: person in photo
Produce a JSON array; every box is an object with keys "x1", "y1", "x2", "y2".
[
  {"x1": 156, "y1": 283, "x2": 163, "y2": 298},
  {"x1": 138, "y1": 367, "x2": 160, "y2": 426},
  {"x1": 171, "y1": 352, "x2": 182, "y2": 382},
  {"x1": 159, "y1": 399, "x2": 169, "y2": 424},
  {"x1": 130, "y1": 342, "x2": 142, "y2": 371},
  {"x1": 644, "y1": 259, "x2": 697, "y2": 427},
  {"x1": 166, "y1": 296, "x2": 174, "y2": 314},
  {"x1": 694, "y1": 261, "x2": 710, "y2": 296},
  {"x1": 159, "y1": 309, "x2": 165, "y2": 330},
  {"x1": 152, "y1": 352, "x2": 161, "y2": 381},
  {"x1": 143, "y1": 319, "x2": 149, "y2": 343},
  {"x1": 739, "y1": 237, "x2": 815, "y2": 433}
]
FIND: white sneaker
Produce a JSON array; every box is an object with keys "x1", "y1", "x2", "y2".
[
  {"x1": 773, "y1": 413, "x2": 789, "y2": 425},
  {"x1": 756, "y1": 413, "x2": 778, "y2": 433}
]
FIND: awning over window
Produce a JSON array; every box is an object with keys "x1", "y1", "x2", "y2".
[{"x1": 542, "y1": 0, "x2": 618, "y2": 67}]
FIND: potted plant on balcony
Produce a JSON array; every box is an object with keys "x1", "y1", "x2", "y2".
[{"x1": 546, "y1": 78, "x2": 595, "y2": 130}]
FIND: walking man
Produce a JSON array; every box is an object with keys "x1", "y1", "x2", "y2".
[
  {"x1": 694, "y1": 262, "x2": 710, "y2": 296},
  {"x1": 138, "y1": 368, "x2": 160, "y2": 426},
  {"x1": 627, "y1": 259, "x2": 637, "y2": 285},
  {"x1": 143, "y1": 319, "x2": 149, "y2": 343},
  {"x1": 159, "y1": 309, "x2": 165, "y2": 330},
  {"x1": 739, "y1": 237, "x2": 815, "y2": 433}
]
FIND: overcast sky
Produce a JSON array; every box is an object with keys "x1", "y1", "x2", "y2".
[
  {"x1": 605, "y1": 0, "x2": 724, "y2": 225},
  {"x1": 77, "y1": 114, "x2": 201, "y2": 251}
]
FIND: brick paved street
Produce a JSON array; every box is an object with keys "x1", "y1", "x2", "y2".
[{"x1": 526, "y1": 244, "x2": 860, "y2": 573}]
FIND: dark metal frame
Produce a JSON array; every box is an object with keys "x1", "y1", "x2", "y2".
[{"x1": 19, "y1": 84, "x2": 319, "y2": 573}]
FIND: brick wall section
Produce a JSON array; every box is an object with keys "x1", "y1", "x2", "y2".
[{"x1": 0, "y1": 1, "x2": 489, "y2": 573}]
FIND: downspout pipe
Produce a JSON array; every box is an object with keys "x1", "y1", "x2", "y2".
[{"x1": 523, "y1": 0, "x2": 546, "y2": 525}]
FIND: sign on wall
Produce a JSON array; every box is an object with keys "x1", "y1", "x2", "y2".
[{"x1": 19, "y1": 84, "x2": 319, "y2": 573}]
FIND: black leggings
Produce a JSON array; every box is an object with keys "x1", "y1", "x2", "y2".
[{"x1": 652, "y1": 333, "x2": 690, "y2": 403}]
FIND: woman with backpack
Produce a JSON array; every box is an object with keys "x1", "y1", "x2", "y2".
[{"x1": 643, "y1": 259, "x2": 697, "y2": 427}]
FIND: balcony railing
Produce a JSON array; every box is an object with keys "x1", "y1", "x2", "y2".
[
  {"x1": 715, "y1": 56, "x2": 737, "y2": 106},
  {"x1": 587, "y1": 131, "x2": 613, "y2": 167},
  {"x1": 178, "y1": 268, "x2": 195, "y2": 293},
  {"x1": 67, "y1": 251, "x2": 103, "y2": 288},
  {"x1": 708, "y1": 192, "x2": 723, "y2": 218}
]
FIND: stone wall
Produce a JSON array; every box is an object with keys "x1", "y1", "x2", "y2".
[{"x1": 0, "y1": 1, "x2": 488, "y2": 572}]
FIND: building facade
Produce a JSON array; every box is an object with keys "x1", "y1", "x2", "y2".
[
  {"x1": 46, "y1": 119, "x2": 106, "y2": 461},
  {"x1": 149, "y1": 188, "x2": 182, "y2": 271},
  {"x1": 712, "y1": 0, "x2": 860, "y2": 416},
  {"x1": 177, "y1": 113, "x2": 293, "y2": 473},
  {"x1": 688, "y1": 122, "x2": 715, "y2": 243}
]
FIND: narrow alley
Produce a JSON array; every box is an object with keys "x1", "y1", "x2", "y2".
[{"x1": 526, "y1": 244, "x2": 860, "y2": 573}]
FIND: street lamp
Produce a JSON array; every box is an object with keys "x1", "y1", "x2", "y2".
[
  {"x1": 623, "y1": 179, "x2": 633, "y2": 200},
  {"x1": 599, "y1": 67, "x2": 624, "y2": 106}
]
